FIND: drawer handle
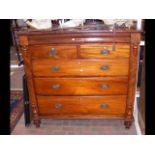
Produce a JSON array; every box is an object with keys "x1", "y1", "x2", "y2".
[
  {"x1": 100, "y1": 49, "x2": 110, "y2": 55},
  {"x1": 51, "y1": 66, "x2": 60, "y2": 71},
  {"x1": 52, "y1": 84, "x2": 60, "y2": 89},
  {"x1": 100, "y1": 65, "x2": 109, "y2": 70},
  {"x1": 54, "y1": 103, "x2": 64, "y2": 109},
  {"x1": 48, "y1": 48, "x2": 57, "y2": 56},
  {"x1": 100, "y1": 84, "x2": 109, "y2": 89},
  {"x1": 100, "y1": 103, "x2": 109, "y2": 108}
]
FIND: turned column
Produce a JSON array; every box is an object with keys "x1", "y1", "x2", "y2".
[
  {"x1": 125, "y1": 33, "x2": 141, "y2": 128},
  {"x1": 19, "y1": 35, "x2": 40, "y2": 127}
]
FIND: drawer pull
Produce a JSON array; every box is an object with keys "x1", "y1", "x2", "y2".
[
  {"x1": 51, "y1": 66, "x2": 60, "y2": 71},
  {"x1": 100, "y1": 65, "x2": 109, "y2": 70},
  {"x1": 52, "y1": 84, "x2": 60, "y2": 89},
  {"x1": 100, "y1": 84, "x2": 109, "y2": 89},
  {"x1": 100, "y1": 103, "x2": 109, "y2": 108},
  {"x1": 54, "y1": 103, "x2": 64, "y2": 109},
  {"x1": 100, "y1": 49, "x2": 110, "y2": 55},
  {"x1": 48, "y1": 48, "x2": 57, "y2": 56}
]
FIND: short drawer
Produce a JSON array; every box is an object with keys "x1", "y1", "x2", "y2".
[
  {"x1": 29, "y1": 45, "x2": 77, "y2": 59},
  {"x1": 80, "y1": 44, "x2": 130, "y2": 59},
  {"x1": 37, "y1": 95, "x2": 126, "y2": 116},
  {"x1": 34, "y1": 77, "x2": 128, "y2": 95},
  {"x1": 32, "y1": 59, "x2": 129, "y2": 77}
]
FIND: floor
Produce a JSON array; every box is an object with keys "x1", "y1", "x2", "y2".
[
  {"x1": 10, "y1": 47, "x2": 137, "y2": 135},
  {"x1": 12, "y1": 115, "x2": 136, "y2": 135},
  {"x1": 10, "y1": 67, "x2": 24, "y2": 90}
]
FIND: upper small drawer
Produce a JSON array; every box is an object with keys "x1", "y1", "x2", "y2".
[
  {"x1": 29, "y1": 45, "x2": 77, "y2": 59},
  {"x1": 80, "y1": 44, "x2": 130, "y2": 59}
]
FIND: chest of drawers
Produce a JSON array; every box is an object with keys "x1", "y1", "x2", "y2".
[{"x1": 19, "y1": 29, "x2": 141, "y2": 128}]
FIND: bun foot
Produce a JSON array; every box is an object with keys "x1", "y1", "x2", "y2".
[
  {"x1": 124, "y1": 121, "x2": 132, "y2": 129},
  {"x1": 34, "y1": 120, "x2": 41, "y2": 128}
]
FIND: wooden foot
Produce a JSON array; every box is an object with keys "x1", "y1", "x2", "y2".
[
  {"x1": 124, "y1": 121, "x2": 132, "y2": 129},
  {"x1": 34, "y1": 119, "x2": 41, "y2": 128}
]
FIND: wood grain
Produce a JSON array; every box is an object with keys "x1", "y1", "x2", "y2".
[
  {"x1": 80, "y1": 44, "x2": 130, "y2": 59},
  {"x1": 32, "y1": 59, "x2": 129, "y2": 77},
  {"x1": 37, "y1": 95, "x2": 127, "y2": 116},
  {"x1": 19, "y1": 35, "x2": 40, "y2": 127},
  {"x1": 125, "y1": 33, "x2": 141, "y2": 128},
  {"x1": 21, "y1": 32, "x2": 131, "y2": 45},
  {"x1": 34, "y1": 77, "x2": 128, "y2": 95},
  {"x1": 30, "y1": 45, "x2": 77, "y2": 59},
  {"x1": 18, "y1": 30, "x2": 141, "y2": 128}
]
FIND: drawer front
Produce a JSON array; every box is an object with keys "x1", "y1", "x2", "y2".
[
  {"x1": 30, "y1": 45, "x2": 77, "y2": 59},
  {"x1": 80, "y1": 44, "x2": 130, "y2": 59},
  {"x1": 32, "y1": 59, "x2": 129, "y2": 77},
  {"x1": 37, "y1": 95, "x2": 126, "y2": 116},
  {"x1": 34, "y1": 77, "x2": 128, "y2": 95}
]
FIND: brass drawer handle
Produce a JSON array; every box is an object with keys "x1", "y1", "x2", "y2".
[
  {"x1": 52, "y1": 84, "x2": 60, "y2": 89},
  {"x1": 100, "y1": 65, "x2": 109, "y2": 70},
  {"x1": 100, "y1": 84, "x2": 109, "y2": 89},
  {"x1": 48, "y1": 48, "x2": 57, "y2": 56},
  {"x1": 100, "y1": 49, "x2": 110, "y2": 55},
  {"x1": 51, "y1": 66, "x2": 60, "y2": 71},
  {"x1": 54, "y1": 103, "x2": 64, "y2": 109},
  {"x1": 100, "y1": 103, "x2": 109, "y2": 108}
]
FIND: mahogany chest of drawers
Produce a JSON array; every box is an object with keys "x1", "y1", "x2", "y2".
[{"x1": 19, "y1": 29, "x2": 141, "y2": 128}]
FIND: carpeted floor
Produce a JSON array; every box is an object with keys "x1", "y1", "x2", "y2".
[
  {"x1": 10, "y1": 91, "x2": 24, "y2": 133},
  {"x1": 12, "y1": 115, "x2": 137, "y2": 135}
]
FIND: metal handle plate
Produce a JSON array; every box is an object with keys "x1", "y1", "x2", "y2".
[
  {"x1": 100, "y1": 84, "x2": 109, "y2": 89},
  {"x1": 100, "y1": 66, "x2": 109, "y2": 70},
  {"x1": 52, "y1": 84, "x2": 60, "y2": 89},
  {"x1": 54, "y1": 103, "x2": 63, "y2": 109},
  {"x1": 100, "y1": 103, "x2": 109, "y2": 108},
  {"x1": 48, "y1": 48, "x2": 57, "y2": 56},
  {"x1": 100, "y1": 49, "x2": 109, "y2": 55},
  {"x1": 51, "y1": 66, "x2": 60, "y2": 71}
]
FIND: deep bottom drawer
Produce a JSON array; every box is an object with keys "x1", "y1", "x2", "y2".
[{"x1": 37, "y1": 95, "x2": 127, "y2": 116}]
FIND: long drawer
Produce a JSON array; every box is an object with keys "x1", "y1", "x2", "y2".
[
  {"x1": 30, "y1": 45, "x2": 77, "y2": 59},
  {"x1": 80, "y1": 44, "x2": 130, "y2": 59},
  {"x1": 37, "y1": 95, "x2": 126, "y2": 116},
  {"x1": 32, "y1": 59, "x2": 129, "y2": 77},
  {"x1": 34, "y1": 77, "x2": 128, "y2": 95}
]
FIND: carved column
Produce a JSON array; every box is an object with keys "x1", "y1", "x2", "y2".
[
  {"x1": 125, "y1": 33, "x2": 141, "y2": 128},
  {"x1": 19, "y1": 35, "x2": 40, "y2": 127}
]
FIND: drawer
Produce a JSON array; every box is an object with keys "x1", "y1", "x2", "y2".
[
  {"x1": 37, "y1": 95, "x2": 126, "y2": 116},
  {"x1": 80, "y1": 44, "x2": 130, "y2": 59},
  {"x1": 32, "y1": 59, "x2": 129, "y2": 77},
  {"x1": 34, "y1": 77, "x2": 128, "y2": 95},
  {"x1": 29, "y1": 45, "x2": 77, "y2": 59}
]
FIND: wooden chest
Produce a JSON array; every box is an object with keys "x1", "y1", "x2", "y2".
[{"x1": 19, "y1": 29, "x2": 141, "y2": 128}]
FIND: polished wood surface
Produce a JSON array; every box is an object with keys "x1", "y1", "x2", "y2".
[
  {"x1": 19, "y1": 29, "x2": 141, "y2": 128},
  {"x1": 32, "y1": 59, "x2": 129, "y2": 76},
  {"x1": 28, "y1": 36, "x2": 130, "y2": 44},
  {"x1": 34, "y1": 77, "x2": 128, "y2": 95},
  {"x1": 125, "y1": 33, "x2": 141, "y2": 128},
  {"x1": 19, "y1": 31, "x2": 132, "y2": 45},
  {"x1": 80, "y1": 44, "x2": 130, "y2": 59},
  {"x1": 37, "y1": 95, "x2": 126, "y2": 116},
  {"x1": 19, "y1": 35, "x2": 40, "y2": 127},
  {"x1": 30, "y1": 45, "x2": 77, "y2": 59}
]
